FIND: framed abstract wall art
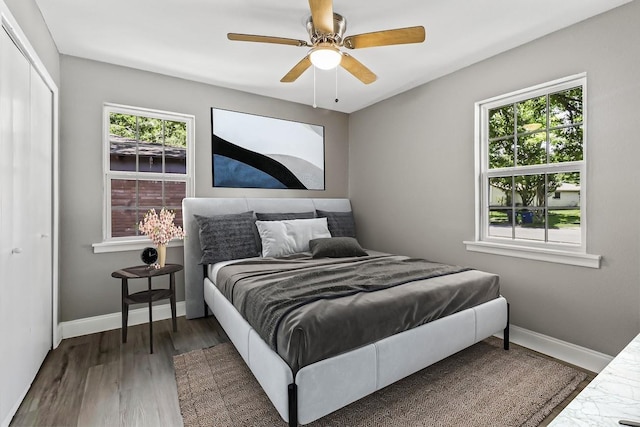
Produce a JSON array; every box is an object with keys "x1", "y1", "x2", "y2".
[{"x1": 211, "y1": 108, "x2": 325, "y2": 190}]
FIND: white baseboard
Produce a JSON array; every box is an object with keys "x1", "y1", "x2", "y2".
[
  {"x1": 54, "y1": 324, "x2": 62, "y2": 349},
  {"x1": 60, "y1": 301, "x2": 186, "y2": 340},
  {"x1": 495, "y1": 324, "x2": 613, "y2": 374}
]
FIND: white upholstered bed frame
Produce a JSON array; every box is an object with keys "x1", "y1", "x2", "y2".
[{"x1": 183, "y1": 197, "x2": 509, "y2": 426}]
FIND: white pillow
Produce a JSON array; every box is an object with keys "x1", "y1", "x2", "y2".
[{"x1": 255, "y1": 218, "x2": 332, "y2": 258}]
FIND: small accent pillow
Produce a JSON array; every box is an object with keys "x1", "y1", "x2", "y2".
[
  {"x1": 255, "y1": 211, "x2": 315, "y2": 221},
  {"x1": 256, "y1": 218, "x2": 331, "y2": 258},
  {"x1": 309, "y1": 237, "x2": 368, "y2": 258},
  {"x1": 315, "y1": 209, "x2": 356, "y2": 238},
  {"x1": 194, "y1": 211, "x2": 259, "y2": 265}
]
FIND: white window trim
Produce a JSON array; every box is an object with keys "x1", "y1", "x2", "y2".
[
  {"x1": 464, "y1": 73, "x2": 601, "y2": 268},
  {"x1": 93, "y1": 103, "x2": 195, "y2": 253},
  {"x1": 463, "y1": 241, "x2": 601, "y2": 268},
  {"x1": 93, "y1": 238, "x2": 184, "y2": 254}
]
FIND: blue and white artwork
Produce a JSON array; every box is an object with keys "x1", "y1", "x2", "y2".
[{"x1": 211, "y1": 108, "x2": 325, "y2": 190}]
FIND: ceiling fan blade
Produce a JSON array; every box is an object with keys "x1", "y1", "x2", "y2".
[
  {"x1": 308, "y1": 0, "x2": 334, "y2": 34},
  {"x1": 340, "y1": 53, "x2": 376, "y2": 84},
  {"x1": 228, "y1": 33, "x2": 309, "y2": 47},
  {"x1": 343, "y1": 26, "x2": 426, "y2": 49},
  {"x1": 281, "y1": 55, "x2": 312, "y2": 83}
]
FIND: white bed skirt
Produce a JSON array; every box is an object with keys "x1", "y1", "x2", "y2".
[{"x1": 204, "y1": 276, "x2": 508, "y2": 425}]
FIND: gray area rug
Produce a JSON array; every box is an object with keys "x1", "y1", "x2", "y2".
[{"x1": 173, "y1": 338, "x2": 586, "y2": 426}]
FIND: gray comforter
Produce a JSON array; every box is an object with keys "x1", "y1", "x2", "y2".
[{"x1": 215, "y1": 253, "x2": 499, "y2": 372}]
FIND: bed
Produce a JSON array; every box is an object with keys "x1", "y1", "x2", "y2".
[{"x1": 183, "y1": 197, "x2": 509, "y2": 426}]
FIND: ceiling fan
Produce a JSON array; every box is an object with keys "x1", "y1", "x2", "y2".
[{"x1": 227, "y1": 0, "x2": 426, "y2": 85}]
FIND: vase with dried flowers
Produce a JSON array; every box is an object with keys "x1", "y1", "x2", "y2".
[{"x1": 138, "y1": 208, "x2": 186, "y2": 267}]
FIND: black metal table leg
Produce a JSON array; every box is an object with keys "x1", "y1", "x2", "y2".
[
  {"x1": 121, "y1": 278, "x2": 129, "y2": 343},
  {"x1": 148, "y1": 276, "x2": 153, "y2": 354},
  {"x1": 170, "y1": 272, "x2": 177, "y2": 332}
]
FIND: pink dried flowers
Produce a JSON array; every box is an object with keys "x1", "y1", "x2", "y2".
[{"x1": 138, "y1": 208, "x2": 186, "y2": 246}]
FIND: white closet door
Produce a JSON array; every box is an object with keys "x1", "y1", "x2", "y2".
[
  {"x1": 0, "y1": 27, "x2": 53, "y2": 424},
  {"x1": 0, "y1": 29, "x2": 16, "y2": 420},
  {"x1": 30, "y1": 66, "x2": 54, "y2": 370},
  {"x1": 0, "y1": 27, "x2": 32, "y2": 421}
]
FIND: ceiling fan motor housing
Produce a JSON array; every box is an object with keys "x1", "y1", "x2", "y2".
[{"x1": 307, "y1": 13, "x2": 346, "y2": 45}]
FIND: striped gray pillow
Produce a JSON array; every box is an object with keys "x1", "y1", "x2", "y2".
[
  {"x1": 194, "y1": 211, "x2": 258, "y2": 264},
  {"x1": 315, "y1": 209, "x2": 356, "y2": 238}
]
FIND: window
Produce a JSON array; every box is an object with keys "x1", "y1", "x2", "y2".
[
  {"x1": 465, "y1": 74, "x2": 600, "y2": 268},
  {"x1": 95, "y1": 104, "x2": 194, "y2": 252}
]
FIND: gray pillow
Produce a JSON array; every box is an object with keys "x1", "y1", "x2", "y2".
[
  {"x1": 309, "y1": 237, "x2": 368, "y2": 258},
  {"x1": 255, "y1": 211, "x2": 315, "y2": 221},
  {"x1": 194, "y1": 211, "x2": 258, "y2": 264},
  {"x1": 315, "y1": 209, "x2": 356, "y2": 238}
]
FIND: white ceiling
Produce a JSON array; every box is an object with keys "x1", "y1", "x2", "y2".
[{"x1": 36, "y1": 0, "x2": 630, "y2": 113}]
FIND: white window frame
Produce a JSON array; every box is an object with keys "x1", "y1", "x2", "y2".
[
  {"x1": 464, "y1": 73, "x2": 601, "y2": 268},
  {"x1": 93, "y1": 103, "x2": 195, "y2": 253}
]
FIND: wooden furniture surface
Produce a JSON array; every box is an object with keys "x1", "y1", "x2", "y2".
[{"x1": 112, "y1": 264, "x2": 183, "y2": 353}]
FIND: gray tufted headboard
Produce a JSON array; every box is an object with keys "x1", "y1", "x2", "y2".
[{"x1": 182, "y1": 197, "x2": 352, "y2": 319}]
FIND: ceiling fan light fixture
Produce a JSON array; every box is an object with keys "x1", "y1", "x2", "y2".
[{"x1": 309, "y1": 43, "x2": 342, "y2": 70}]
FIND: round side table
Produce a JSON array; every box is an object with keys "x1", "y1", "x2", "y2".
[{"x1": 111, "y1": 263, "x2": 183, "y2": 354}]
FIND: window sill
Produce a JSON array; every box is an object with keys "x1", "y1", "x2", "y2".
[
  {"x1": 463, "y1": 240, "x2": 601, "y2": 268},
  {"x1": 92, "y1": 239, "x2": 183, "y2": 254}
]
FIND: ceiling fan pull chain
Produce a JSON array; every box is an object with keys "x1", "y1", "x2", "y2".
[
  {"x1": 313, "y1": 65, "x2": 317, "y2": 108},
  {"x1": 335, "y1": 66, "x2": 339, "y2": 103}
]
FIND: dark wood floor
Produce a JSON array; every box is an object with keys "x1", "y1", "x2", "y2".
[
  {"x1": 10, "y1": 316, "x2": 228, "y2": 427},
  {"x1": 10, "y1": 317, "x2": 594, "y2": 426}
]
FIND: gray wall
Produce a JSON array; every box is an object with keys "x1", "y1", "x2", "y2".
[
  {"x1": 14, "y1": 0, "x2": 638, "y2": 357},
  {"x1": 59, "y1": 55, "x2": 349, "y2": 322},
  {"x1": 348, "y1": 1, "x2": 640, "y2": 357},
  {"x1": 4, "y1": 0, "x2": 59, "y2": 85}
]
